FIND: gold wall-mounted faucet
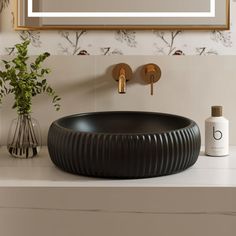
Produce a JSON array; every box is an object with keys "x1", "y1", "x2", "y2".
[
  {"x1": 141, "y1": 63, "x2": 161, "y2": 95},
  {"x1": 112, "y1": 63, "x2": 133, "y2": 94}
]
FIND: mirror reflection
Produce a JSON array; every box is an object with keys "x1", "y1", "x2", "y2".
[{"x1": 15, "y1": 0, "x2": 229, "y2": 30}]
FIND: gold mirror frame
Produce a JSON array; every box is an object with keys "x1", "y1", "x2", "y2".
[{"x1": 14, "y1": 0, "x2": 230, "y2": 31}]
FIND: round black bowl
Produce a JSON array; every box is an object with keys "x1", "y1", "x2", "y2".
[{"x1": 48, "y1": 111, "x2": 201, "y2": 179}]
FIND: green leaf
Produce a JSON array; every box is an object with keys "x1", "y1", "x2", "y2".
[
  {"x1": 5, "y1": 64, "x2": 10, "y2": 69},
  {"x1": 2, "y1": 60, "x2": 9, "y2": 64},
  {"x1": 44, "y1": 52, "x2": 50, "y2": 57},
  {"x1": 0, "y1": 71, "x2": 6, "y2": 79},
  {"x1": 46, "y1": 87, "x2": 53, "y2": 94}
]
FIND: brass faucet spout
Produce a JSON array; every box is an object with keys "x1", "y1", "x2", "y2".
[
  {"x1": 118, "y1": 68, "x2": 126, "y2": 94},
  {"x1": 112, "y1": 63, "x2": 133, "y2": 94}
]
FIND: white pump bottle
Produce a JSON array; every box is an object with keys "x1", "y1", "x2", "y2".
[{"x1": 205, "y1": 106, "x2": 229, "y2": 156}]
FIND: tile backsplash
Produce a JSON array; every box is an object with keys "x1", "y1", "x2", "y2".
[{"x1": 0, "y1": 0, "x2": 235, "y2": 56}]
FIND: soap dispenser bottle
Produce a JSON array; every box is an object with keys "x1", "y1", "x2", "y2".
[{"x1": 205, "y1": 106, "x2": 229, "y2": 156}]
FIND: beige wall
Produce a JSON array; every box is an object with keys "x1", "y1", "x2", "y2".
[{"x1": 0, "y1": 56, "x2": 236, "y2": 145}]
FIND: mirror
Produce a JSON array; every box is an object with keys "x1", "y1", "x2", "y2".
[{"x1": 15, "y1": 0, "x2": 229, "y2": 30}]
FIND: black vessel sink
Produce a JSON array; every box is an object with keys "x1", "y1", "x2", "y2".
[{"x1": 48, "y1": 111, "x2": 201, "y2": 178}]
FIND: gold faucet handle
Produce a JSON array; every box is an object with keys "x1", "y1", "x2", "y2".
[
  {"x1": 112, "y1": 63, "x2": 133, "y2": 94},
  {"x1": 141, "y1": 63, "x2": 161, "y2": 96}
]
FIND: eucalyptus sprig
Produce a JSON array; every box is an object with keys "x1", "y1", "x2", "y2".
[{"x1": 0, "y1": 40, "x2": 61, "y2": 115}]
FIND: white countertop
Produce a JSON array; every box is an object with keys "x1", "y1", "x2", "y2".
[{"x1": 0, "y1": 146, "x2": 236, "y2": 187}]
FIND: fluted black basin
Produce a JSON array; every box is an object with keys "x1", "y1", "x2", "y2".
[{"x1": 48, "y1": 111, "x2": 201, "y2": 179}]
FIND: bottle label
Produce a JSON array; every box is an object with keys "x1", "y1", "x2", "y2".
[{"x1": 205, "y1": 121, "x2": 229, "y2": 156}]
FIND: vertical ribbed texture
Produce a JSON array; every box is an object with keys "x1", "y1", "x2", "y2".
[{"x1": 48, "y1": 119, "x2": 201, "y2": 179}]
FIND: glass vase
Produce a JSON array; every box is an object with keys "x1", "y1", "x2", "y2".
[{"x1": 7, "y1": 114, "x2": 42, "y2": 159}]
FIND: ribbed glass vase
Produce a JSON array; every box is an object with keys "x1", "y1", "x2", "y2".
[{"x1": 7, "y1": 114, "x2": 42, "y2": 158}]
